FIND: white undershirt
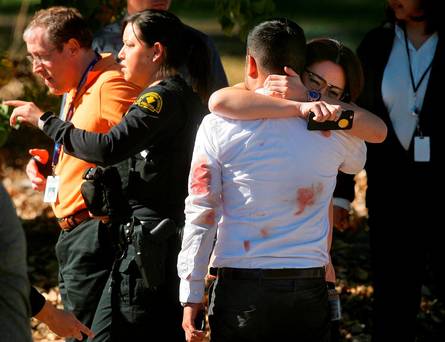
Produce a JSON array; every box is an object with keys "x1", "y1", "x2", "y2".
[{"x1": 382, "y1": 25, "x2": 437, "y2": 150}]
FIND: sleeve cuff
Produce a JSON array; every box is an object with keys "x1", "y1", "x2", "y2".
[
  {"x1": 333, "y1": 197, "x2": 351, "y2": 211},
  {"x1": 179, "y1": 279, "x2": 205, "y2": 303},
  {"x1": 30, "y1": 286, "x2": 46, "y2": 316}
]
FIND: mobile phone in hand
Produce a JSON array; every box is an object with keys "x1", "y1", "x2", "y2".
[
  {"x1": 307, "y1": 110, "x2": 354, "y2": 131},
  {"x1": 32, "y1": 156, "x2": 52, "y2": 177}
]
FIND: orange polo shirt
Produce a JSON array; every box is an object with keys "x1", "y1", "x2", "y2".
[{"x1": 52, "y1": 53, "x2": 140, "y2": 219}]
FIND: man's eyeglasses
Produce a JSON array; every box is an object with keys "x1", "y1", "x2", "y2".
[
  {"x1": 26, "y1": 48, "x2": 57, "y2": 66},
  {"x1": 304, "y1": 69, "x2": 345, "y2": 100}
]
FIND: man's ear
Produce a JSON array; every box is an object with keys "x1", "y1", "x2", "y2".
[
  {"x1": 152, "y1": 42, "x2": 164, "y2": 63},
  {"x1": 246, "y1": 55, "x2": 258, "y2": 79},
  {"x1": 65, "y1": 38, "x2": 81, "y2": 56}
]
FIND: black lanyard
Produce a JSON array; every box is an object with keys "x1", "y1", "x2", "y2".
[
  {"x1": 403, "y1": 27, "x2": 433, "y2": 97},
  {"x1": 403, "y1": 26, "x2": 433, "y2": 136}
]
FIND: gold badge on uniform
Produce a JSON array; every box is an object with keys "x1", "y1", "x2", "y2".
[{"x1": 136, "y1": 92, "x2": 163, "y2": 114}]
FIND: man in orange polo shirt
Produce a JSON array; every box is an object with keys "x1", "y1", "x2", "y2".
[{"x1": 5, "y1": 7, "x2": 140, "y2": 340}]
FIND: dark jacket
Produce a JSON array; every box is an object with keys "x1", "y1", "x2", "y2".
[{"x1": 357, "y1": 23, "x2": 443, "y2": 209}]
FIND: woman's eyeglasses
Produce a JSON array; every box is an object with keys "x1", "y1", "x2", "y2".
[{"x1": 304, "y1": 69, "x2": 345, "y2": 100}]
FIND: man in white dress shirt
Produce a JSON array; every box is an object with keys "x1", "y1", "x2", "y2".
[{"x1": 178, "y1": 18, "x2": 366, "y2": 342}]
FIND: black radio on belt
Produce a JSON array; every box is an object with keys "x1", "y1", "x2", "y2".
[{"x1": 81, "y1": 166, "x2": 131, "y2": 221}]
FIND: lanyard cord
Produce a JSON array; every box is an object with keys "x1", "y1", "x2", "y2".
[
  {"x1": 51, "y1": 53, "x2": 102, "y2": 170},
  {"x1": 403, "y1": 26, "x2": 433, "y2": 95},
  {"x1": 403, "y1": 26, "x2": 434, "y2": 137},
  {"x1": 65, "y1": 52, "x2": 102, "y2": 122}
]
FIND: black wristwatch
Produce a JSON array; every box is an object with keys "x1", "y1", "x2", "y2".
[
  {"x1": 40, "y1": 111, "x2": 55, "y2": 121},
  {"x1": 307, "y1": 89, "x2": 321, "y2": 102},
  {"x1": 38, "y1": 111, "x2": 55, "y2": 129}
]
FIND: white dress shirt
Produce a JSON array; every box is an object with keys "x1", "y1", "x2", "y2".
[{"x1": 177, "y1": 114, "x2": 366, "y2": 303}]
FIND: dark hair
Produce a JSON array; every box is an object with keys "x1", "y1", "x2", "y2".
[
  {"x1": 247, "y1": 18, "x2": 306, "y2": 75},
  {"x1": 385, "y1": 0, "x2": 440, "y2": 34},
  {"x1": 123, "y1": 10, "x2": 211, "y2": 102},
  {"x1": 25, "y1": 7, "x2": 92, "y2": 51},
  {"x1": 306, "y1": 38, "x2": 364, "y2": 102}
]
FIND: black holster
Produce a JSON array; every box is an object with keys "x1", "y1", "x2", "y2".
[
  {"x1": 130, "y1": 218, "x2": 178, "y2": 289},
  {"x1": 80, "y1": 165, "x2": 131, "y2": 222}
]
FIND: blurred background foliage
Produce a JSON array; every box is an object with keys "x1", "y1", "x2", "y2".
[{"x1": 0, "y1": 0, "x2": 386, "y2": 88}]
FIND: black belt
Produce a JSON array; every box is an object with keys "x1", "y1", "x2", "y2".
[{"x1": 217, "y1": 267, "x2": 325, "y2": 280}]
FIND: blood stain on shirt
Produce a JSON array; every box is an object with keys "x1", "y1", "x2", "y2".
[
  {"x1": 190, "y1": 156, "x2": 211, "y2": 195},
  {"x1": 243, "y1": 240, "x2": 251, "y2": 252},
  {"x1": 196, "y1": 209, "x2": 215, "y2": 226},
  {"x1": 260, "y1": 228, "x2": 269, "y2": 237},
  {"x1": 295, "y1": 182, "x2": 323, "y2": 215}
]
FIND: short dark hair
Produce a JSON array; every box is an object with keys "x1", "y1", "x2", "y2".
[
  {"x1": 123, "y1": 9, "x2": 211, "y2": 102},
  {"x1": 306, "y1": 38, "x2": 364, "y2": 102},
  {"x1": 247, "y1": 18, "x2": 306, "y2": 75},
  {"x1": 123, "y1": 10, "x2": 185, "y2": 73},
  {"x1": 25, "y1": 7, "x2": 92, "y2": 51}
]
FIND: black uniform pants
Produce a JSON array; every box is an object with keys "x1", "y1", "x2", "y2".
[
  {"x1": 55, "y1": 219, "x2": 114, "y2": 342},
  {"x1": 89, "y1": 220, "x2": 183, "y2": 341}
]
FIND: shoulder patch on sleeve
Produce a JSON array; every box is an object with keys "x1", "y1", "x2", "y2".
[{"x1": 136, "y1": 92, "x2": 163, "y2": 114}]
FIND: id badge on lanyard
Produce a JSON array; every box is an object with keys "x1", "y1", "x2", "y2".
[
  {"x1": 414, "y1": 136, "x2": 430, "y2": 162},
  {"x1": 44, "y1": 175, "x2": 60, "y2": 203}
]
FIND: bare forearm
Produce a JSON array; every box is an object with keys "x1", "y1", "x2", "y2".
[
  {"x1": 208, "y1": 87, "x2": 301, "y2": 120},
  {"x1": 208, "y1": 86, "x2": 384, "y2": 141},
  {"x1": 34, "y1": 300, "x2": 57, "y2": 325},
  {"x1": 339, "y1": 101, "x2": 387, "y2": 143}
]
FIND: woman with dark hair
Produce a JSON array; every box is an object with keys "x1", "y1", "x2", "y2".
[
  {"x1": 9, "y1": 9, "x2": 209, "y2": 341},
  {"x1": 301, "y1": 38, "x2": 364, "y2": 233},
  {"x1": 357, "y1": 0, "x2": 443, "y2": 340},
  {"x1": 303, "y1": 38, "x2": 363, "y2": 103}
]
